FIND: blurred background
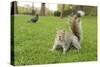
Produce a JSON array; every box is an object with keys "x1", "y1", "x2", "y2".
[{"x1": 11, "y1": 1, "x2": 97, "y2": 17}]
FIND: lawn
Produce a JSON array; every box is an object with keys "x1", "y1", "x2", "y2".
[{"x1": 11, "y1": 15, "x2": 97, "y2": 65}]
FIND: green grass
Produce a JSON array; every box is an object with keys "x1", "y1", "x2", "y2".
[{"x1": 12, "y1": 15, "x2": 97, "y2": 65}]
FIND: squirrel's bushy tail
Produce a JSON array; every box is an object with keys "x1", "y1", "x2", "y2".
[{"x1": 70, "y1": 10, "x2": 85, "y2": 41}]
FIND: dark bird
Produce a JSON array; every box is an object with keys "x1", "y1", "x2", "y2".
[{"x1": 28, "y1": 14, "x2": 39, "y2": 23}]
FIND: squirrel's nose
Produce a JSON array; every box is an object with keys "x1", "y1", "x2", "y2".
[{"x1": 59, "y1": 36, "x2": 61, "y2": 40}]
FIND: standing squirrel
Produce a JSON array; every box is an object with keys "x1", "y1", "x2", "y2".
[{"x1": 50, "y1": 11, "x2": 85, "y2": 54}]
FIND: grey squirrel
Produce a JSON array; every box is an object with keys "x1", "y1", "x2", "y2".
[{"x1": 50, "y1": 11, "x2": 85, "y2": 54}]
